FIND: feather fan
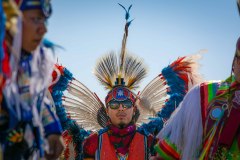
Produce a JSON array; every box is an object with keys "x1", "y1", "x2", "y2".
[{"x1": 137, "y1": 52, "x2": 204, "y2": 135}]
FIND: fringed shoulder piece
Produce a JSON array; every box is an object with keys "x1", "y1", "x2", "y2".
[{"x1": 83, "y1": 132, "x2": 99, "y2": 158}]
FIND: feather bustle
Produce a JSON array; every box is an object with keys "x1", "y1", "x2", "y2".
[{"x1": 137, "y1": 53, "x2": 204, "y2": 127}]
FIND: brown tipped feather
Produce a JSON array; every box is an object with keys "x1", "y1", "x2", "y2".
[
  {"x1": 94, "y1": 51, "x2": 147, "y2": 91},
  {"x1": 123, "y1": 53, "x2": 147, "y2": 90},
  {"x1": 94, "y1": 52, "x2": 118, "y2": 90}
]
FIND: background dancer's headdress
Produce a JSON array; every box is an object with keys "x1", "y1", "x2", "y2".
[
  {"x1": 94, "y1": 4, "x2": 147, "y2": 108},
  {"x1": 14, "y1": 0, "x2": 52, "y2": 18},
  {"x1": 1, "y1": 0, "x2": 20, "y2": 56}
]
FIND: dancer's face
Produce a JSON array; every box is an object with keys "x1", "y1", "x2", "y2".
[
  {"x1": 107, "y1": 101, "x2": 134, "y2": 128},
  {"x1": 22, "y1": 9, "x2": 47, "y2": 52}
]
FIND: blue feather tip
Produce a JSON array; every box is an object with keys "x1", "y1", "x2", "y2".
[
  {"x1": 118, "y1": 3, "x2": 134, "y2": 26},
  {"x1": 0, "y1": 2, "x2": 6, "y2": 61},
  {"x1": 43, "y1": 38, "x2": 64, "y2": 52}
]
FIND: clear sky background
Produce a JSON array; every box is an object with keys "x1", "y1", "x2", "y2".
[{"x1": 47, "y1": 0, "x2": 240, "y2": 101}]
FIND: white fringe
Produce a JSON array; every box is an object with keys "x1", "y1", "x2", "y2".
[
  {"x1": 158, "y1": 84, "x2": 203, "y2": 160},
  {"x1": 30, "y1": 46, "x2": 55, "y2": 99}
]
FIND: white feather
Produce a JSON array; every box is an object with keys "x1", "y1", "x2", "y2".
[
  {"x1": 62, "y1": 79, "x2": 105, "y2": 131},
  {"x1": 158, "y1": 85, "x2": 203, "y2": 160}
]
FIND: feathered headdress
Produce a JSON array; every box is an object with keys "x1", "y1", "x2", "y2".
[{"x1": 94, "y1": 4, "x2": 147, "y2": 105}]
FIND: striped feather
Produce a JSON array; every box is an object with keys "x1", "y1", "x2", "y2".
[
  {"x1": 124, "y1": 53, "x2": 147, "y2": 89},
  {"x1": 94, "y1": 52, "x2": 118, "y2": 90},
  {"x1": 94, "y1": 51, "x2": 147, "y2": 91}
]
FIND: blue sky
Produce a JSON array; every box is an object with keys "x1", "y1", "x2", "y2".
[{"x1": 47, "y1": 0, "x2": 240, "y2": 101}]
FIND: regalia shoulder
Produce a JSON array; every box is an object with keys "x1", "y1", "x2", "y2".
[{"x1": 83, "y1": 132, "x2": 99, "y2": 158}]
